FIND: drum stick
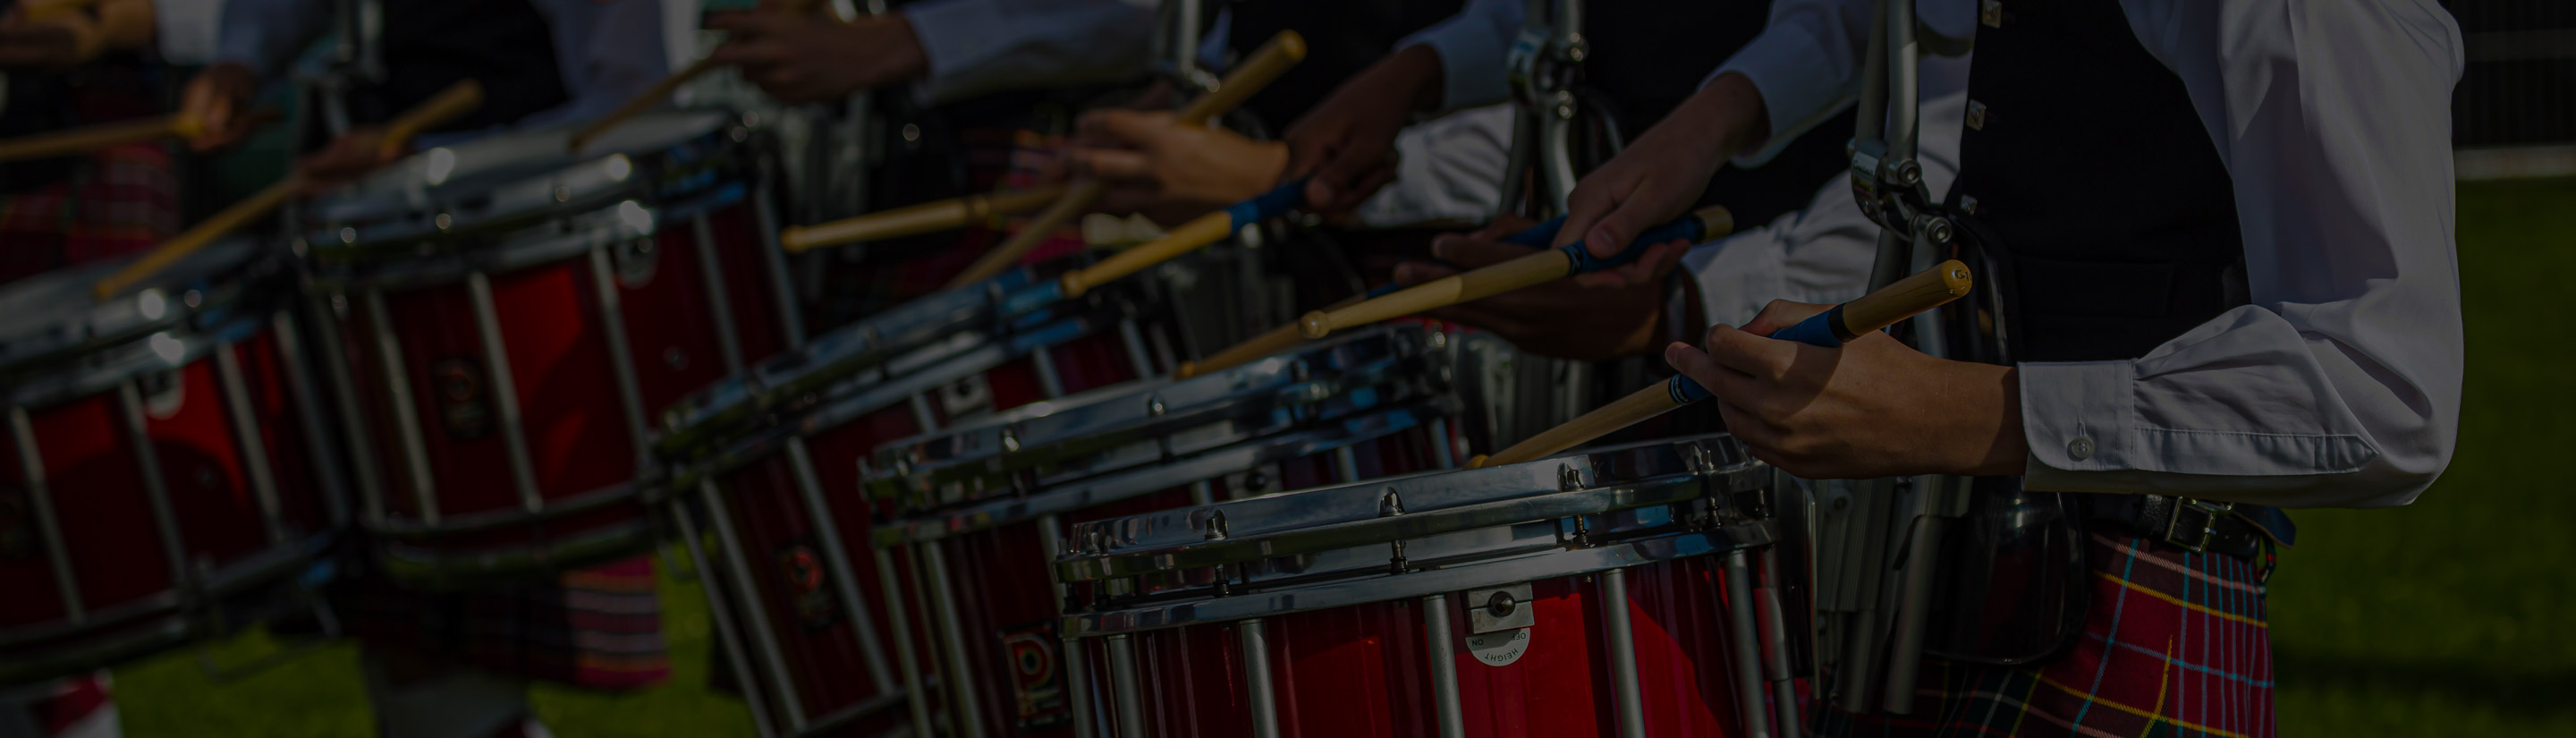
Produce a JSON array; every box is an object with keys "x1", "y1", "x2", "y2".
[
  {"x1": 780, "y1": 185, "x2": 1065, "y2": 253},
  {"x1": 1175, "y1": 293, "x2": 1366, "y2": 379},
  {"x1": 92, "y1": 81, "x2": 485, "y2": 299},
  {"x1": 568, "y1": 0, "x2": 826, "y2": 151},
  {"x1": 1468, "y1": 259, "x2": 1973, "y2": 469},
  {"x1": 1299, "y1": 206, "x2": 1734, "y2": 339},
  {"x1": 1055, "y1": 179, "x2": 1306, "y2": 299},
  {"x1": 0, "y1": 108, "x2": 277, "y2": 163},
  {"x1": 942, "y1": 30, "x2": 1309, "y2": 287}
]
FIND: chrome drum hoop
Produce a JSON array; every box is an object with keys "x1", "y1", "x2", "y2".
[
  {"x1": 864, "y1": 324, "x2": 1452, "y2": 513},
  {"x1": 1053, "y1": 436, "x2": 1777, "y2": 628},
  {"x1": 300, "y1": 109, "x2": 762, "y2": 273},
  {"x1": 869, "y1": 398, "x2": 1463, "y2": 549},
  {"x1": 655, "y1": 254, "x2": 1152, "y2": 462},
  {"x1": 0, "y1": 239, "x2": 288, "y2": 406}
]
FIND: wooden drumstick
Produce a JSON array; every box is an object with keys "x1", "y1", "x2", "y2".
[
  {"x1": 1175, "y1": 293, "x2": 1367, "y2": 379},
  {"x1": 943, "y1": 30, "x2": 1310, "y2": 287},
  {"x1": 1299, "y1": 206, "x2": 1734, "y2": 340},
  {"x1": 0, "y1": 108, "x2": 278, "y2": 164},
  {"x1": 781, "y1": 185, "x2": 1065, "y2": 253},
  {"x1": 92, "y1": 81, "x2": 486, "y2": 299},
  {"x1": 1054, "y1": 179, "x2": 1306, "y2": 299},
  {"x1": 1468, "y1": 259, "x2": 1974, "y2": 469},
  {"x1": 568, "y1": 0, "x2": 826, "y2": 151}
]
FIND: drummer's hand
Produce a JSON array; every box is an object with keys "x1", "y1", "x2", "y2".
[
  {"x1": 292, "y1": 126, "x2": 403, "y2": 195},
  {"x1": 705, "y1": 9, "x2": 925, "y2": 105},
  {"x1": 1283, "y1": 45, "x2": 1443, "y2": 215},
  {"x1": 180, "y1": 63, "x2": 261, "y2": 152},
  {"x1": 1059, "y1": 108, "x2": 1288, "y2": 225},
  {"x1": 1556, "y1": 72, "x2": 1770, "y2": 256},
  {"x1": 1393, "y1": 216, "x2": 1690, "y2": 362},
  {"x1": 0, "y1": 7, "x2": 103, "y2": 69},
  {"x1": 1665, "y1": 301, "x2": 2029, "y2": 479}
]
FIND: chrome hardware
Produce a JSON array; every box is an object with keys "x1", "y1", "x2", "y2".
[{"x1": 1464, "y1": 583, "x2": 1535, "y2": 634}]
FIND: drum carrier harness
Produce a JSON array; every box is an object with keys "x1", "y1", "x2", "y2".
[{"x1": 1828, "y1": 0, "x2": 2297, "y2": 717}]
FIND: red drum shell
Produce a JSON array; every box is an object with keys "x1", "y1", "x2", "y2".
[
  {"x1": 1, "y1": 313, "x2": 339, "y2": 682},
  {"x1": 335, "y1": 196, "x2": 792, "y2": 586}
]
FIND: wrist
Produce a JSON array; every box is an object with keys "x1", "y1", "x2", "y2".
[
  {"x1": 1385, "y1": 44, "x2": 1446, "y2": 114},
  {"x1": 1940, "y1": 361, "x2": 2028, "y2": 477},
  {"x1": 1669, "y1": 72, "x2": 1770, "y2": 166}
]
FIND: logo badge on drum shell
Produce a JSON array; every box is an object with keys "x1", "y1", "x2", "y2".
[
  {"x1": 775, "y1": 543, "x2": 840, "y2": 631},
  {"x1": 998, "y1": 621, "x2": 1070, "y2": 730},
  {"x1": 430, "y1": 358, "x2": 494, "y2": 440}
]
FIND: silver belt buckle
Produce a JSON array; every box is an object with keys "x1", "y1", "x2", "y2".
[{"x1": 2163, "y1": 498, "x2": 2234, "y2": 554}]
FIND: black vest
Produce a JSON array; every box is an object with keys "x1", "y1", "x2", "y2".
[
  {"x1": 360, "y1": 0, "x2": 571, "y2": 131},
  {"x1": 1948, "y1": 0, "x2": 2248, "y2": 362}
]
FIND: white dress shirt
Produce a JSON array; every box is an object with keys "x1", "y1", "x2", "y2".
[
  {"x1": 1719, "y1": 0, "x2": 2464, "y2": 509},
  {"x1": 214, "y1": 0, "x2": 669, "y2": 137},
  {"x1": 904, "y1": 0, "x2": 1157, "y2": 105}
]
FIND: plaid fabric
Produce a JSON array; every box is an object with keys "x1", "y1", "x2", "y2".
[
  {"x1": 344, "y1": 557, "x2": 673, "y2": 691},
  {"x1": 1822, "y1": 531, "x2": 2277, "y2": 738},
  {"x1": 0, "y1": 141, "x2": 181, "y2": 285}
]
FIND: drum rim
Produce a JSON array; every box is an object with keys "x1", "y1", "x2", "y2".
[
  {"x1": 300, "y1": 168, "x2": 753, "y2": 289},
  {"x1": 0, "y1": 528, "x2": 336, "y2": 651},
  {"x1": 0, "y1": 239, "x2": 280, "y2": 384},
  {"x1": 869, "y1": 398, "x2": 1464, "y2": 547},
  {"x1": 657, "y1": 258, "x2": 1147, "y2": 466},
  {"x1": 865, "y1": 325, "x2": 1441, "y2": 503},
  {"x1": 1055, "y1": 435, "x2": 1762, "y2": 581},
  {"x1": 1, "y1": 294, "x2": 285, "y2": 409},
  {"x1": 298, "y1": 108, "x2": 757, "y2": 270},
  {"x1": 1057, "y1": 522, "x2": 1777, "y2": 639},
  {"x1": 665, "y1": 303, "x2": 1141, "y2": 489}
]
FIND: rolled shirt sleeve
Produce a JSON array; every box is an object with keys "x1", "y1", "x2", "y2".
[
  {"x1": 907, "y1": 0, "x2": 1157, "y2": 106},
  {"x1": 1396, "y1": 0, "x2": 1522, "y2": 113},
  {"x1": 509, "y1": 0, "x2": 670, "y2": 131},
  {"x1": 2019, "y1": 0, "x2": 2465, "y2": 509}
]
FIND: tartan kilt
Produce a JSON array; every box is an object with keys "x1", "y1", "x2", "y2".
[
  {"x1": 0, "y1": 141, "x2": 181, "y2": 285},
  {"x1": 1821, "y1": 531, "x2": 2278, "y2": 738},
  {"x1": 340, "y1": 556, "x2": 674, "y2": 691}
]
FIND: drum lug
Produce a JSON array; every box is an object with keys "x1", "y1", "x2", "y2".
[
  {"x1": 1377, "y1": 488, "x2": 1404, "y2": 517},
  {"x1": 1463, "y1": 582, "x2": 1536, "y2": 634},
  {"x1": 1201, "y1": 510, "x2": 1229, "y2": 541},
  {"x1": 1557, "y1": 462, "x2": 1585, "y2": 492},
  {"x1": 614, "y1": 236, "x2": 659, "y2": 288}
]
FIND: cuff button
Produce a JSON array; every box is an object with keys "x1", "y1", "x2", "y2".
[{"x1": 2067, "y1": 437, "x2": 2096, "y2": 461}]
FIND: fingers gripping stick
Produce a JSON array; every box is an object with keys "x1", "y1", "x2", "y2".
[
  {"x1": 1470, "y1": 259, "x2": 1973, "y2": 468},
  {"x1": 92, "y1": 81, "x2": 487, "y2": 300},
  {"x1": 1298, "y1": 205, "x2": 1734, "y2": 339},
  {"x1": 946, "y1": 30, "x2": 1309, "y2": 288}
]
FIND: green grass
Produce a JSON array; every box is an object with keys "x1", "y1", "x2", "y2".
[
  {"x1": 2267, "y1": 176, "x2": 2576, "y2": 736},
  {"x1": 105, "y1": 178, "x2": 2576, "y2": 736}
]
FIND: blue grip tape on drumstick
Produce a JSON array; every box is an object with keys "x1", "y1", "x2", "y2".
[
  {"x1": 1223, "y1": 178, "x2": 1311, "y2": 230},
  {"x1": 1562, "y1": 213, "x2": 1716, "y2": 275},
  {"x1": 1665, "y1": 306, "x2": 1848, "y2": 404}
]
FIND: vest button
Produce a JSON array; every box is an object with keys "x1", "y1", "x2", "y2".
[
  {"x1": 1967, "y1": 100, "x2": 1988, "y2": 131},
  {"x1": 2067, "y1": 437, "x2": 2096, "y2": 462},
  {"x1": 1981, "y1": 0, "x2": 2004, "y2": 28}
]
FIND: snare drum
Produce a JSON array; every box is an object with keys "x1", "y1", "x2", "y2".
[
  {"x1": 1054, "y1": 435, "x2": 1812, "y2": 738},
  {"x1": 0, "y1": 240, "x2": 346, "y2": 683},
  {"x1": 864, "y1": 324, "x2": 1466, "y2": 738},
  {"x1": 301, "y1": 109, "x2": 802, "y2": 587},
  {"x1": 657, "y1": 253, "x2": 1171, "y2": 737}
]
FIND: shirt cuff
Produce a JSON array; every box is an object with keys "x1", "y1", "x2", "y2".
[
  {"x1": 2018, "y1": 360, "x2": 2135, "y2": 490},
  {"x1": 1402, "y1": 21, "x2": 1511, "y2": 112},
  {"x1": 1711, "y1": 22, "x2": 1854, "y2": 168}
]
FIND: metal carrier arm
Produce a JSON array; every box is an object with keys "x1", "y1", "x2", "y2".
[
  {"x1": 1498, "y1": 0, "x2": 1592, "y2": 218},
  {"x1": 1831, "y1": 0, "x2": 1979, "y2": 720}
]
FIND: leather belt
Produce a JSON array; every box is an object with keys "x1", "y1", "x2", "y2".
[{"x1": 2088, "y1": 495, "x2": 2282, "y2": 562}]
